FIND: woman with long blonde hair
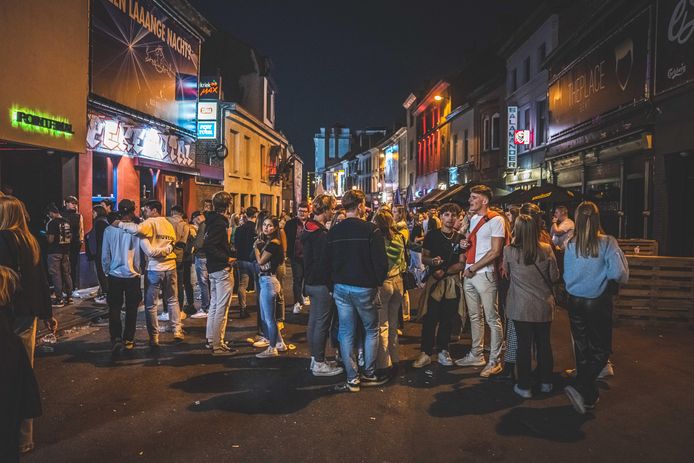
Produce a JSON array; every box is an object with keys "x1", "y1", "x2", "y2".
[
  {"x1": 0, "y1": 195, "x2": 56, "y2": 454},
  {"x1": 563, "y1": 201, "x2": 628, "y2": 415}
]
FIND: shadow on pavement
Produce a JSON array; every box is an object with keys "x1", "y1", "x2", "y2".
[
  {"x1": 428, "y1": 379, "x2": 523, "y2": 417},
  {"x1": 171, "y1": 356, "x2": 339, "y2": 415},
  {"x1": 496, "y1": 405, "x2": 593, "y2": 442}
]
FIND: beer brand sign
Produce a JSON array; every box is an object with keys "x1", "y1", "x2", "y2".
[
  {"x1": 656, "y1": 0, "x2": 694, "y2": 93},
  {"x1": 507, "y1": 106, "x2": 518, "y2": 169},
  {"x1": 548, "y1": 10, "x2": 649, "y2": 139}
]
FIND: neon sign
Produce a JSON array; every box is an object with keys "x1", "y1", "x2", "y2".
[{"x1": 10, "y1": 106, "x2": 74, "y2": 138}]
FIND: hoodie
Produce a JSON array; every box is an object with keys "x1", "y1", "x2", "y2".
[
  {"x1": 203, "y1": 211, "x2": 233, "y2": 274},
  {"x1": 301, "y1": 219, "x2": 330, "y2": 287},
  {"x1": 327, "y1": 217, "x2": 388, "y2": 289},
  {"x1": 119, "y1": 217, "x2": 176, "y2": 271}
]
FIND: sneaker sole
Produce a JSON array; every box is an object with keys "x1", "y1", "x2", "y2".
[
  {"x1": 564, "y1": 386, "x2": 586, "y2": 414},
  {"x1": 360, "y1": 379, "x2": 389, "y2": 387},
  {"x1": 312, "y1": 369, "x2": 344, "y2": 377}
]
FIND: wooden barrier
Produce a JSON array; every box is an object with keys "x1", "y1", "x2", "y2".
[
  {"x1": 614, "y1": 255, "x2": 694, "y2": 327},
  {"x1": 617, "y1": 239, "x2": 659, "y2": 256}
]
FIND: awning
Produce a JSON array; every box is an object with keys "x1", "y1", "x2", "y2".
[
  {"x1": 133, "y1": 157, "x2": 199, "y2": 176},
  {"x1": 197, "y1": 163, "x2": 224, "y2": 181}
]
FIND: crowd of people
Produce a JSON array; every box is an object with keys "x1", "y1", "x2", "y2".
[{"x1": 0, "y1": 184, "x2": 629, "y2": 459}]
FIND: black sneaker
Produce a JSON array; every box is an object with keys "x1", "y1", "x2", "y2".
[
  {"x1": 111, "y1": 339, "x2": 123, "y2": 356},
  {"x1": 360, "y1": 373, "x2": 389, "y2": 387},
  {"x1": 334, "y1": 379, "x2": 360, "y2": 393},
  {"x1": 51, "y1": 298, "x2": 65, "y2": 308},
  {"x1": 212, "y1": 345, "x2": 238, "y2": 356},
  {"x1": 490, "y1": 362, "x2": 515, "y2": 383}
]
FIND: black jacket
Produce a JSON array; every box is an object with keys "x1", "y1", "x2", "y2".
[
  {"x1": 62, "y1": 210, "x2": 82, "y2": 246},
  {"x1": 327, "y1": 217, "x2": 388, "y2": 289},
  {"x1": 0, "y1": 231, "x2": 52, "y2": 320},
  {"x1": 284, "y1": 217, "x2": 304, "y2": 260},
  {"x1": 301, "y1": 219, "x2": 330, "y2": 286},
  {"x1": 203, "y1": 212, "x2": 232, "y2": 274},
  {"x1": 233, "y1": 221, "x2": 257, "y2": 262}
]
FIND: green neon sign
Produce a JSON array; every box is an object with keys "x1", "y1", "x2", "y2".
[{"x1": 9, "y1": 105, "x2": 74, "y2": 139}]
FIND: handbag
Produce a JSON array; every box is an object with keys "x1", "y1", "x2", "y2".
[
  {"x1": 399, "y1": 234, "x2": 417, "y2": 291},
  {"x1": 532, "y1": 260, "x2": 568, "y2": 307}
]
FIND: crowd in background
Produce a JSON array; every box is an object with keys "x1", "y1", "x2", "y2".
[{"x1": 0, "y1": 184, "x2": 629, "y2": 459}]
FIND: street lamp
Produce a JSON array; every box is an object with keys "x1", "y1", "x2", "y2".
[{"x1": 434, "y1": 95, "x2": 443, "y2": 102}]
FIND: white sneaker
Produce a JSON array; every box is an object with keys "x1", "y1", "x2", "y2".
[
  {"x1": 480, "y1": 361, "x2": 503, "y2": 378},
  {"x1": 256, "y1": 346, "x2": 279, "y2": 358},
  {"x1": 438, "y1": 350, "x2": 454, "y2": 366},
  {"x1": 312, "y1": 361, "x2": 344, "y2": 377},
  {"x1": 292, "y1": 302, "x2": 302, "y2": 314},
  {"x1": 94, "y1": 295, "x2": 107, "y2": 305},
  {"x1": 598, "y1": 360, "x2": 614, "y2": 379},
  {"x1": 413, "y1": 352, "x2": 431, "y2": 368},
  {"x1": 190, "y1": 310, "x2": 208, "y2": 319},
  {"x1": 157, "y1": 312, "x2": 170, "y2": 322},
  {"x1": 276, "y1": 341, "x2": 288, "y2": 352},
  {"x1": 71, "y1": 290, "x2": 82, "y2": 299},
  {"x1": 455, "y1": 352, "x2": 486, "y2": 367},
  {"x1": 303, "y1": 296, "x2": 310, "y2": 306},
  {"x1": 514, "y1": 384, "x2": 533, "y2": 399},
  {"x1": 253, "y1": 337, "x2": 270, "y2": 348},
  {"x1": 540, "y1": 383, "x2": 553, "y2": 393}
]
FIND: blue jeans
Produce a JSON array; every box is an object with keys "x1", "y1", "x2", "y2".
[
  {"x1": 195, "y1": 256, "x2": 210, "y2": 312},
  {"x1": 206, "y1": 268, "x2": 233, "y2": 348},
  {"x1": 333, "y1": 284, "x2": 379, "y2": 381},
  {"x1": 145, "y1": 269, "x2": 182, "y2": 336},
  {"x1": 259, "y1": 275, "x2": 284, "y2": 346},
  {"x1": 236, "y1": 260, "x2": 258, "y2": 310}
]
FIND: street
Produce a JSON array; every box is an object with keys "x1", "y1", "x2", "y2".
[{"x1": 24, "y1": 280, "x2": 694, "y2": 463}]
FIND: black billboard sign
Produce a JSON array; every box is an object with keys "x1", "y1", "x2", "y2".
[
  {"x1": 656, "y1": 0, "x2": 694, "y2": 94},
  {"x1": 549, "y1": 10, "x2": 649, "y2": 139},
  {"x1": 90, "y1": 0, "x2": 200, "y2": 132},
  {"x1": 199, "y1": 76, "x2": 220, "y2": 100}
]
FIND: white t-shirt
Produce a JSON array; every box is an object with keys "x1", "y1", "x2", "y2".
[
  {"x1": 552, "y1": 218, "x2": 575, "y2": 250},
  {"x1": 465, "y1": 214, "x2": 506, "y2": 273}
]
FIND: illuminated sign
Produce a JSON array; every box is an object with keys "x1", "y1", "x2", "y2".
[
  {"x1": 10, "y1": 107, "x2": 73, "y2": 138},
  {"x1": 197, "y1": 121, "x2": 217, "y2": 139},
  {"x1": 514, "y1": 130, "x2": 532, "y2": 145},
  {"x1": 507, "y1": 106, "x2": 518, "y2": 169},
  {"x1": 199, "y1": 77, "x2": 220, "y2": 100},
  {"x1": 197, "y1": 102, "x2": 218, "y2": 121}
]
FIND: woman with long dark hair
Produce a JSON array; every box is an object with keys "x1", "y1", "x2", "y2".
[
  {"x1": 253, "y1": 216, "x2": 287, "y2": 358},
  {"x1": 563, "y1": 201, "x2": 628, "y2": 414},
  {"x1": 0, "y1": 196, "x2": 56, "y2": 455},
  {"x1": 503, "y1": 214, "x2": 559, "y2": 398}
]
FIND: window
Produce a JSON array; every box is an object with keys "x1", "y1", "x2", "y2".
[
  {"x1": 510, "y1": 68, "x2": 517, "y2": 92},
  {"x1": 524, "y1": 56, "x2": 531, "y2": 83},
  {"x1": 491, "y1": 114, "x2": 500, "y2": 150},
  {"x1": 536, "y1": 99, "x2": 548, "y2": 145},
  {"x1": 452, "y1": 134, "x2": 458, "y2": 165},
  {"x1": 538, "y1": 43, "x2": 547, "y2": 71},
  {"x1": 483, "y1": 117, "x2": 491, "y2": 152},
  {"x1": 244, "y1": 136, "x2": 251, "y2": 176},
  {"x1": 260, "y1": 144, "x2": 267, "y2": 181},
  {"x1": 464, "y1": 129, "x2": 469, "y2": 163},
  {"x1": 230, "y1": 130, "x2": 240, "y2": 174}
]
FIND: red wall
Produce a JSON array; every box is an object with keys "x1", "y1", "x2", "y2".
[
  {"x1": 78, "y1": 150, "x2": 93, "y2": 238},
  {"x1": 116, "y1": 156, "x2": 140, "y2": 212}
]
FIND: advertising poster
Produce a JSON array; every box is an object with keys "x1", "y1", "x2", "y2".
[
  {"x1": 91, "y1": 0, "x2": 200, "y2": 132},
  {"x1": 656, "y1": 0, "x2": 694, "y2": 94}
]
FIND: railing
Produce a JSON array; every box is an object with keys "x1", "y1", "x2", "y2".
[
  {"x1": 617, "y1": 239, "x2": 659, "y2": 256},
  {"x1": 614, "y1": 255, "x2": 694, "y2": 328}
]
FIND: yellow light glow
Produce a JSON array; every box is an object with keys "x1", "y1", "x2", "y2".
[{"x1": 434, "y1": 95, "x2": 443, "y2": 101}]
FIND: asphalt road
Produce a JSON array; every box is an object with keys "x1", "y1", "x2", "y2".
[{"x1": 23, "y1": 288, "x2": 694, "y2": 463}]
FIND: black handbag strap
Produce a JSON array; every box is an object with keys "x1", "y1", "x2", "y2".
[{"x1": 532, "y1": 260, "x2": 553, "y2": 293}]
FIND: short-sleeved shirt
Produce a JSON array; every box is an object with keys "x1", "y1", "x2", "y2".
[
  {"x1": 423, "y1": 229, "x2": 462, "y2": 269},
  {"x1": 552, "y1": 218, "x2": 575, "y2": 250},
  {"x1": 46, "y1": 217, "x2": 72, "y2": 254},
  {"x1": 259, "y1": 240, "x2": 284, "y2": 274},
  {"x1": 465, "y1": 214, "x2": 505, "y2": 273}
]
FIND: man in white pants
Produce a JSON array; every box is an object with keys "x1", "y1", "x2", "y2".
[{"x1": 455, "y1": 185, "x2": 505, "y2": 378}]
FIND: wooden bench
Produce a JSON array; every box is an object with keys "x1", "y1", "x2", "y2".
[
  {"x1": 617, "y1": 239, "x2": 659, "y2": 256},
  {"x1": 614, "y1": 255, "x2": 694, "y2": 328}
]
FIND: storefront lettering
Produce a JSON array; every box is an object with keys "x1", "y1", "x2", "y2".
[
  {"x1": 10, "y1": 107, "x2": 74, "y2": 138},
  {"x1": 87, "y1": 114, "x2": 194, "y2": 167},
  {"x1": 668, "y1": 0, "x2": 694, "y2": 45},
  {"x1": 567, "y1": 60, "x2": 606, "y2": 108},
  {"x1": 668, "y1": 62, "x2": 687, "y2": 79}
]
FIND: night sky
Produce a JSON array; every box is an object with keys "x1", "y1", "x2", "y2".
[{"x1": 189, "y1": 0, "x2": 543, "y2": 172}]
